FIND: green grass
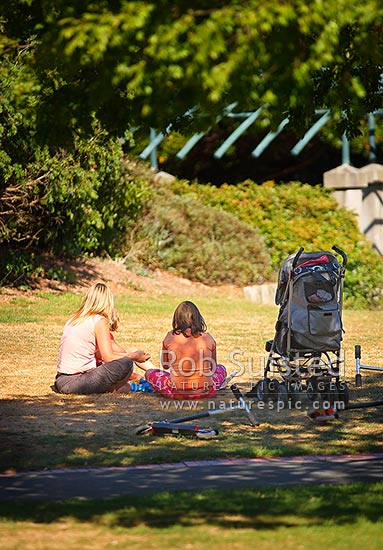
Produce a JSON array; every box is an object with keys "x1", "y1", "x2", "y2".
[{"x1": 0, "y1": 483, "x2": 382, "y2": 549}]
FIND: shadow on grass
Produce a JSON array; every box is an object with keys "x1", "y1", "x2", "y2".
[
  {"x1": 1, "y1": 378, "x2": 383, "y2": 472},
  {"x1": 0, "y1": 483, "x2": 382, "y2": 529}
]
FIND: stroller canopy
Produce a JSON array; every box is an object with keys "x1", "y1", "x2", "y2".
[{"x1": 275, "y1": 250, "x2": 342, "y2": 306}]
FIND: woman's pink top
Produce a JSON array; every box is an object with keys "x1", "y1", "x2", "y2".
[{"x1": 57, "y1": 314, "x2": 103, "y2": 374}]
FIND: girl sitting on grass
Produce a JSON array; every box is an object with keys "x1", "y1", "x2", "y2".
[{"x1": 139, "y1": 300, "x2": 227, "y2": 399}]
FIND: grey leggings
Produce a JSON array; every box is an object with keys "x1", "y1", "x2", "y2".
[{"x1": 54, "y1": 357, "x2": 133, "y2": 394}]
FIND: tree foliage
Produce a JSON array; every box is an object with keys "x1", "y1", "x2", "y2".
[
  {"x1": 2, "y1": 0, "x2": 383, "y2": 145},
  {"x1": 0, "y1": 2, "x2": 152, "y2": 279},
  {"x1": 1, "y1": 1, "x2": 383, "y2": 304}
]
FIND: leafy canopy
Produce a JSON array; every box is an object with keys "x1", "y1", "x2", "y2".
[{"x1": 2, "y1": 0, "x2": 383, "y2": 144}]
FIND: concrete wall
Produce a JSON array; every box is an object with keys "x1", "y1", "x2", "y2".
[
  {"x1": 323, "y1": 163, "x2": 383, "y2": 256},
  {"x1": 243, "y1": 282, "x2": 277, "y2": 305}
]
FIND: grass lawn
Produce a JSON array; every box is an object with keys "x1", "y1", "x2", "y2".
[
  {"x1": 1, "y1": 285, "x2": 382, "y2": 472},
  {"x1": 1, "y1": 278, "x2": 383, "y2": 548},
  {"x1": 0, "y1": 483, "x2": 383, "y2": 549}
]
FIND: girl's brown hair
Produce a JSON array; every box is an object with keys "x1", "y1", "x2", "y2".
[{"x1": 172, "y1": 301, "x2": 207, "y2": 337}]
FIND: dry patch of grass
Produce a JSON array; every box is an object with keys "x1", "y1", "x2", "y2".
[{"x1": 1, "y1": 282, "x2": 383, "y2": 472}]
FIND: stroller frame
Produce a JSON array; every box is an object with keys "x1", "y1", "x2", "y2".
[{"x1": 254, "y1": 246, "x2": 350, "y2": 406}]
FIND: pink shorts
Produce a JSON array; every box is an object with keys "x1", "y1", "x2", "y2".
[{"x1": 146, "y1": 364, "x2": 227, "y2": 399}]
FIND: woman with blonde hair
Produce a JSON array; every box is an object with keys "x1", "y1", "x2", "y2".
[{"x1": 53, "y1": 281, "x2": 150, "y2": 394}]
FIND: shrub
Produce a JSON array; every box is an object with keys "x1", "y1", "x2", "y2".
[
  {"x1": 0, "y1": 130, "x2": 153, "y2": 286},
  {"x1": 125, "y1": 189, "x2": 272, "y2": 286},
  {"x1": 169, "y1": 178, "x2": 383, "y2": 308}
]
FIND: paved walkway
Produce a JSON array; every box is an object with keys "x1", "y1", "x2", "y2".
[{"x1": 1, "y1": 453, "x2": 383, "y2": 501}]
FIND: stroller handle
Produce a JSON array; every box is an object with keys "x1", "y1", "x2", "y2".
[
  {"x1": 332, "y1": 246, "x2": 347, "y2": 267},
  {"x1": 292, "y1": 247, "x2": 304, "y2": 268}
]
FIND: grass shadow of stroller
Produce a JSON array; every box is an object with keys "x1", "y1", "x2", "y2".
[{"x1": 250, "y1": 246, "x2": 350, "y2": 407}]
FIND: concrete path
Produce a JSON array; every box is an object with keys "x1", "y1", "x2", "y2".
[{"x1": 1, "y1": 453, "x2": 383, "y2": 501}]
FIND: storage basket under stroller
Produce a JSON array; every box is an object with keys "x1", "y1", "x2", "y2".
[{"x1": 252, "y1": 246, "x2": 350, "y2": 406}]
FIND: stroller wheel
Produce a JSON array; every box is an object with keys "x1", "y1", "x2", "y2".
[
  {"x1": 269, "y1": 378, "x2": 280, "y2": 395},
  {"x1": 320, "y1": 381, "x2": 339, "y2": 406},
  {"x1": 306, "y1": 376, "x2": 319, "y2": 401},
  {"x1": 286, "y1": 380, "x2": 301, "y2": 405},
  {"x1": 336, "y1": 380, "x2": 350, "y2": 405},
  {"x1": 255, "y1": 378, "x2": 270, "y2": 401},
  {"x1": 277, "y1": 383, "x2": 289, "y2": 407}
]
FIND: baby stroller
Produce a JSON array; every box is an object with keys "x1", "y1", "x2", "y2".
[{"x1": 252, "y1": 246, "x2": 350, "y2": 406}]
